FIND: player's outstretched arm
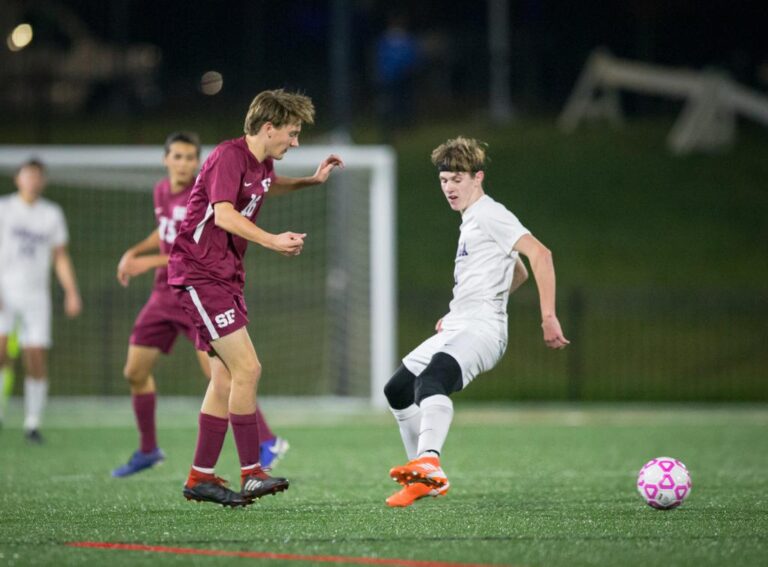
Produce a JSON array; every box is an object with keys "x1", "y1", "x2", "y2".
[
  {"x1": 270, "y1": 154, "x2": 345, "y2": 196},
  {"x1": 513, "y1": 234, "x2": 569, "y2": 349},
  {"x1": 213, "y1": 201, "x2": 305, "y2": 256},
  {"x1": 53, "y1": 245, "x2": 82, "y2": 318},
  {"x1": 117, "y1": 229, "x2": 167, "y2": 287}
]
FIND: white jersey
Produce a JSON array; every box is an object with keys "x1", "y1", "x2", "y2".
[
  {"x1": 441, "y1": 194, "x2": 530, "y2": 335},
  {"x1": 0, "y1": 194, "x2": 68, "y2": 293}
]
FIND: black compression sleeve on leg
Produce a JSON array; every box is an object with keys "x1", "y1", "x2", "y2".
[
  {"x1": 414, "y1": 352, "x2": 463, "y2": 405},
  {"x1": 383, "y1": 364, "x2": 417, "y2": 410}
]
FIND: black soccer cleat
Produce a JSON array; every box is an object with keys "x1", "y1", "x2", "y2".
[
  {"x1": 241, "y1": 467, "x2": 290, "y2": 501},
  {"x1": 25, "y1": 429, "x2": 44, "y2": 444},
  {"x1": 183, "y1": 477, "x2": 251, "y2": 508}
]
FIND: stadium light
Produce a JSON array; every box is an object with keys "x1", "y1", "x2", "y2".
[{"x1": 7, "y1": 23, "x2": 33, "y2": 52}]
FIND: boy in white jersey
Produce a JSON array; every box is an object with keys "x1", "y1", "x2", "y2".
[
  {"x1": 384, "y1": 137, "x2": 569, "y2": 507},
  {"x1": 0, "y1": 160, "x2": 82, "y2": 442}
]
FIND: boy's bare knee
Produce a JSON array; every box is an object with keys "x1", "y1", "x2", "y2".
[
  {"x1": 232, "y1": 362, "x2": 261, "y2": 389},
  {"x1": 210, "y1": 376, "x2": 231, "y2": 397},
  {"x1": 123, "y1": 364, "x2": 150, "y2": 388}
]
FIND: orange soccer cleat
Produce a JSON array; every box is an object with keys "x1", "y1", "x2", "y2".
[
  {"x1": 389, "y1": 455, "x2": 448, "y2": 488},
  {"x1": 386, "y1": 481, "x2": 450, "y2": 507}
]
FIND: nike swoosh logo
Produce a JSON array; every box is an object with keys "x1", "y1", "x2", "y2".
[{"x1": 244, "y1": 182, "x2": 253, "y2": 187}]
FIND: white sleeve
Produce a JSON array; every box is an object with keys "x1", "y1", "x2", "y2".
[
  {"x1": 51, "y1": 206, "x2": 69, "y2": 248},
  {"x1": 477, "y1": 203, "x2": 530, "y2": 255}
]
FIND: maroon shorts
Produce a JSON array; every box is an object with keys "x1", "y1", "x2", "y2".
[
  {"x1": 171, "y1": 282, "x2": 249, "y2": 352},
  {"x1": 130, "y1": 289, "x2": 196, "y2": 354}
]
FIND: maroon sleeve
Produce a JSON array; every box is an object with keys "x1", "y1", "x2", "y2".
[{"x1": 208, "y1": 147, "x2": 245, "y2": 205}]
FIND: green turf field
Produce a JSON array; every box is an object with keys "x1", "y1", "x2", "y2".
[{"x1": 1, "y1": 400, "x2": 766, "y2": 566}]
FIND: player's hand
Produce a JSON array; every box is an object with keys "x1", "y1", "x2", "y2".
[
  {"x1": 117, "y1": 252, "x2": 135, "y2": 287},
  {"x1": 312, "y1": 154, "x2": 344, "y2": 184},
  {"x1": 117, "y1": 253, "x2": 154, "y2": 286},
  {"x1": 435, "y1": 318, "x2": 443, "y2": 333},
  {"x1": 65, "y1": 292, "x2": 82, "y2": 318},
  {"x1": 542, "y1": 315, "x2": 569, "y2": 349},
  {"x1": 271, "y1": 232, "x2": 306, "y2": 256}
]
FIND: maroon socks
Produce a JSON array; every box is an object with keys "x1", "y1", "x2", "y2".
[
  {"x1": 255, "y1": 406, "x2": 275, "y2": 443},
  {"x1": 230, "y1": 411, "x2": 261, "y2": 468},
  {"x1": 132, "y1": 392, "x2": 157, "y2": 454},
  {"x1": 192, "y1": 413, "x2": 228, "y2": 471}
]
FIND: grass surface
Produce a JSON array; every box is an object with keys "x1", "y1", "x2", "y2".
[{"x1": 1, "y1": 400, "x2": 767, "y2": 566}]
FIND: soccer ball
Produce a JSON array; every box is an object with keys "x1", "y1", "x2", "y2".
[{"x1": 636, "y1": 457, "x2": 692, "y2": 509}]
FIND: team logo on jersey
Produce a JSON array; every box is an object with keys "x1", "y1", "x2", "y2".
[
  {"x1": 242, "y1": 178, "x2": 271, "y2": 192},
  {"x1": 12, "y1": 227, "x2": 47, "y2": 257},
  {"x1": 456, "y1": 241, "x2": 468, "y2": 258}
]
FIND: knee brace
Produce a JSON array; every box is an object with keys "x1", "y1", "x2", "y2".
[
  {"x1": 383, "y1": 364, "x2": 417, "y2": 410},
  {"x1": 414, "y1": 352, "x2": 463, "y2": 405}
]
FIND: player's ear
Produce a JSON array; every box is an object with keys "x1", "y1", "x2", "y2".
[{"x1": 474, "y1": 170, "x2": 485, "y2": 184}]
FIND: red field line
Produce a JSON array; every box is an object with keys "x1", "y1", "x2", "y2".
[{"x1": 66, "y1": 542, "x2": 514, "y2": 567}]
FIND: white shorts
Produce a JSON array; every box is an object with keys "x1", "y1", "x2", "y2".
[
  {"x1": 402, "y1": 325, "x2": 506, "y2": 388},
  {"x1": 0, "y1": 290, "x2": 52, "y2": 348}
]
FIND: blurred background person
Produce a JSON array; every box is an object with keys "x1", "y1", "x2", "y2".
[
  {"x1": 0, "y1": 159, "x2": 81, "y2": 442},
  {"x1": 374, "y1": 13, "x2": 422, "y2": 141}
]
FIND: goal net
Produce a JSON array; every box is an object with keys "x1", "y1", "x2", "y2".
[{"x1": 0, "y1": 145, "x2": 397, "y2": 408}]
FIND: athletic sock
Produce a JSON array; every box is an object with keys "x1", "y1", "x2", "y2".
[
  {"x1": 132, "y1": 392, "x2": 158, "y2": 453},
  {"x1": 416, "y1": 394, "x2": 454, "y2": 457},
  {"x1": 23, "y1": 377, "x2": 48, "y2": 431},
  {"x1": 192, "y1": 413, "x2": 228, "y2": 471},
  {"x1": 187, "y1": 467, "x2": 217, "y2": 487},
  {"x1": 390, "y1": 404, "x2": 421, "y2": 461},
  {"x1": 230, "y1": 411, "x2": 261, "y2": 469},
  {"x1": 254, "y1": 406, "x2": 275, "y2": 443}
]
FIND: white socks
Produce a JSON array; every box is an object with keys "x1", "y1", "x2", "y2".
[
  {"x1": 416, "y1": 395, "x2": 454, "y2": 457},
  {"x1": 389, "y1": 404, "x2": 421, "y2": 460},
  {"x1": 24, "y1": 377, "x2": 48, "y2": 431}
]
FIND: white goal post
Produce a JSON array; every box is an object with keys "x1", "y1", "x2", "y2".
[
  {"x1": 0, "y1": 144, "x2": 397, "y2": 408},
  {"x1": 559, "y1": 49, "x2": 768, "y2": 154}
]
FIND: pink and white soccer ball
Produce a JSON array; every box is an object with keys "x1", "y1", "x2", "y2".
[{"x1": 636, "y1": 457, "x2": 692, "y2": 509}]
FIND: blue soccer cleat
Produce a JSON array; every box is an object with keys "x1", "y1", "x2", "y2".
[
  {"x1": 259, "y1": 437, "x2": 289, "y2": 470},
  {"x1": 112, "y1": 448, "x2": 165, "y2": 478}
]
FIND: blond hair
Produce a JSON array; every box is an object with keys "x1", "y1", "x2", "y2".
[
  {"x1": 430, "y1": 137, "x2": 488, "y2": 173},
  {"x1": 243, "y1": 89, "x2": 315, "y2": 135}
]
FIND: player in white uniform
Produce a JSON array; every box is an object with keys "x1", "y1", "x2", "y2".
[
  {"x1": 0, "y1": 160, "x2": 82, "y2": 442},
  {"x1": 384, "y1": 137, "x2": 569, "y2": 507}
]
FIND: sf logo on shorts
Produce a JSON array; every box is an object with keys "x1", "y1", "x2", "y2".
[{"x1": 214, "y1": 309, "x2": 236, "y2": 329}]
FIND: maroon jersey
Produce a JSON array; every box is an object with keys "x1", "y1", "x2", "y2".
[
  {"x1": 167, "y1": 137, "x2": 275, "y2": 292},
  {"x1": 152, "y1": 178, "x2": 194, "y2": 291}
]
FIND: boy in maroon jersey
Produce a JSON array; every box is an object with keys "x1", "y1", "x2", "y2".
[
  {"x1": 111, "y1": 132, "x2": 287, "y2": 478},
  {"x1": 168, "y1": 90, "x2": 344, "y2": 507}
]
